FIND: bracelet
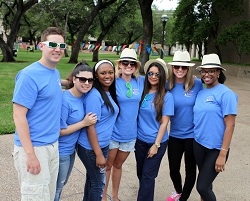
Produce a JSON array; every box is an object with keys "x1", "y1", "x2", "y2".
[{"x1": 221, "y1": 148, "x2": 228, "y2": 152}]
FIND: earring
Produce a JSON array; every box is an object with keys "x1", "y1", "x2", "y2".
[{"x1": 218, "y1": 75, "x2": 220, "y2": 78}]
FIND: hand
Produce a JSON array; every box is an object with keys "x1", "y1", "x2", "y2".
[
  {"x1": 26, "y1": 152, "x2": 41, "y2": 175},
  {"x1": 147, "y1": 145, "x2": 158, "y2": 158},
  {"x1": 96, "y1": 154, "x2": 106, "y2": 168},
  {"x1": 83, "y1": 112, "x2": 97, "y2": 127},
  {"x1": 215, "y1": 154, "x2": 226, "y2": 173}
]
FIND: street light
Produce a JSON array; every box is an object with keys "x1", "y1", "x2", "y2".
[{"x1": 161, "y1": 14, "x2": 169, "y2": 59}]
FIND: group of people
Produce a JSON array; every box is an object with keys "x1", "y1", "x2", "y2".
[{"x1": 12, "y1": 27, "x2": 238, "y2": 201}]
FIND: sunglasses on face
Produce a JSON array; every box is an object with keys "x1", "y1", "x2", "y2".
[
  {"x1": 173, "y1": 66, "x2": 188, "y2": 70},
  {"x1": 75, "y1": 76, "x2": 94, "y2": 83},
  {"x1": 42, "y1": 41, "x2": 67, "y2": 49},
  {"x1": 121, "y1": 60, "x2": 137, "y2": 67},
  {"x1": 147, "y1": 71, "x2": 160, "y2": 78},
  {"x1": 200, "y1": 70, "x2": 217, "y2": 76}
]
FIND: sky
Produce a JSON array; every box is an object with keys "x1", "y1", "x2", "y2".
[{"x1": 152, "y1": 0, "x2": 179, "y2": 10}]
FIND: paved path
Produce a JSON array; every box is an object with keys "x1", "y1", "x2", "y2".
[{"x1": 0, "y1": 75, "x2": 249, "y2": 201}]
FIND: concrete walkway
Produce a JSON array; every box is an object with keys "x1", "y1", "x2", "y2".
[{"x1": 0, "y1": 75, "x2": 249, "y2": 201}]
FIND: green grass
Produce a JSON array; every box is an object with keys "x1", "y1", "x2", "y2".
[{"x1": 0, "y1": 49, "x2": 172, "y2": 134}]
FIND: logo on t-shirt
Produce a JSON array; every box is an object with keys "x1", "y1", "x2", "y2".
[
  {"x1": 133, "y1": 88, "x2": 139, "y2": 95},
  {"x1": 206, "y1": 96, "x2": 214, "y2": 102},
  {"x1": 184, "y1": 90, "x2": 193, "y2": 97}
]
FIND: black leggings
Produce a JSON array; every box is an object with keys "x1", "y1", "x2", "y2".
[
  {"x1": 193, "y1": 140, "x2": 229, "y2": 201},
  {"x1": 167, "y1": 137, "x2": 196, "y2": 201}
]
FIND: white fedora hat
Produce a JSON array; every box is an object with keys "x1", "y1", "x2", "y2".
[
  {"x1": 196, "y1": 53, "x2": 226, "y2": 71},
  {"x1": 144, "y1": 58, "x2": 168, "y2": 77},
  {"x1": 115, "y1": 48, "x2": 141, "y2": 66},
  {"x1": 168, "y1": 51, "x2": 195, "y2": 67}
]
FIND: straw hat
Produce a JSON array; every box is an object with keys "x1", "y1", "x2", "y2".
[
  {"x1": 115, "y1": 48, "x2": 141, "y2": 66},
  {"x1": 144, "y1": 58, "x2": 168, "y2": 77},
  {"x1": 168, "y1": 51, "x2": 195, "y2": 67},
  {"x1": 196, "y1": 53, "x2": 226, "y2": 71}
]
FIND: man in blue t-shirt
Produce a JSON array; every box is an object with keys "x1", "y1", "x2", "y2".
[{"x1": 12, "y1": 27, "x2": 65, "y2": 201}]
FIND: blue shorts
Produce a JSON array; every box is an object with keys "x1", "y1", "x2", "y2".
[{"x1": 109, "y1": 140, "x2": 136, "y2": 152}]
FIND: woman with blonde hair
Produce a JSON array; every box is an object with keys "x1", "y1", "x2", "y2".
[
  {"x1": 102, "y1": 48, "x2": 144, "y2": 201},
  {"x1": 166, "y1": 51, "x2": 203, "y2": 201}
]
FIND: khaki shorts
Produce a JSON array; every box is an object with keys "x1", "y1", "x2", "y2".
[{"x1": 13, "y1": 142, "x2": 59, "y2": 201}]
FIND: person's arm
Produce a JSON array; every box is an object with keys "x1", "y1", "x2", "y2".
[
  {"x1": 60, "y1": 112, "x2": 97, "y2": 136},
  {"x1": 61, "y1": 79, "x2": 68, "y2": 87},
  {"x1": 215, "y1": 114, "x2": 236, "y2": 172},
  {"x1": 147, "y1": 116, "x2": 170, "y2": 158},
  {"x1": 86, "y1": 125, "x2": 106, "y2": 168},
  {"x1": 13, "y1": 103, "x2": 41, "y2": 175}
]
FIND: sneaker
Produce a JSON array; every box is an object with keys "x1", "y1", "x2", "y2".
[{"x1": 166, "y1": 192, "x2": 182, "y2": 201}]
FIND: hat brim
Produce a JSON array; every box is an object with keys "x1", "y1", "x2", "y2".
[
  {"x1": 196, "y1": 65, "x2": 226, "y2": 71},
  {"x1": 144, "y1": 59, "x2": 167, "y2": 74},
  {"x1": 168, "y1": 61, "x2": 195, "y2": 67}
]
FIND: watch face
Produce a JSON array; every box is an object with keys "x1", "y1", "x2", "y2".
[{"x1": 155, "y1": 143, "x2": 160, "y2": 148}]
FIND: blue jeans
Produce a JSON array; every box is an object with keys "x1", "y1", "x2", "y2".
[
  {"x1": 77, "y1": 144, "x2": 109, "y2": 201},
  {"x1": 54, "y1": 152, "x2": 76, "y2": 201},
  {"x1": 135, "y1": 139, "x2": 168, "y2": 201}
]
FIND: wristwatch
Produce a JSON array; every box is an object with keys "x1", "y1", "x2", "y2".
[{"x1": 154, "y1": 142, "x2": 160, "y2": 148}]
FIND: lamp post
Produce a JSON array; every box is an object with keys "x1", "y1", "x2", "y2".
[{"x1": 160, "y1": 14, "x2": 169, "y2": 59}]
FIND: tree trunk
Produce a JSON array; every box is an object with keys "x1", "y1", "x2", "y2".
[
  {"x1": 138, "y1": 0, "x2": 154, "y2": 74},
  {"x1": 68, "y1": 0, "x2": 117, "y2": 63},
  {"x1": 0, "y1": 37, "x2": 15, "y2": 62},
  {"x1": 0, "y1": 0, "x2": 38, "y2": 62}
]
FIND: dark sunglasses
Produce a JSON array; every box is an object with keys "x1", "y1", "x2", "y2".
[
  {"x1": 42, "y1": 41, "x2": 67, "y2": 49},
  {"x1": 173, "y1": 66, "x2": 188, "y2": 70},
  {"x1": 147, "y1": 71, "x2": 160, "y2": 78},
  {"x1": 121, "y1": 60, "x2": 137, "y2": 67},
  {"x1": 75, "y1": 76, "x2": 94, "y2": 83}
]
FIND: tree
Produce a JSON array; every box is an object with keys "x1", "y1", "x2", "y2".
[
  {"x1": 68, "y1": 0, "x2": 118, "y2": 63},
  {"x1": 0, "y1": 0, "x2": 38, "y2": 62},
  {"x1": 92, "y1": 0, "x2": 133, "y2": 62},
  {"x1": 217, "y1": 20, "x2": 250, "y2": 63},
  {"x1": 138, "y1": 0, "x2": 154, "y2": 73},
  {"x1": 38, "y1": 0, "x2": 86, "y2": 57},
  {"x1": 19, "y1": 3, "x2": 49, "y2": 49},
  {"x1": 172, "y1": 0, "x2": 243, "y2": 59}
]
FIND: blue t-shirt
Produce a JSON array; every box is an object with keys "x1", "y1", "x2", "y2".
[
  {"x1": 12, "y1": 62, "x2": 62, "y2": 146},
  {"x1": 137, "y1": 91, "x2": 174, "y2": 143},
  {"x1": 78, "y1": 88, "x2": 119, "y2": 149},
  {"x1": 59, "y1": 90, "x2": 85, "y2": 156},
  {"x1": 169, "y1": 79, "x2": 203, "y2": 139},
  {"x1": 112, "y1": 76, "x2": 145, "y2": 142},
  {"x1": 193, "y1": 84, "x2": 238, "y2": 149}
]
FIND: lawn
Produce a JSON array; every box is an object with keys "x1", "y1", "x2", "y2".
[{"x1": 0, "y1": 49, "x2": 173, "y2": 134}]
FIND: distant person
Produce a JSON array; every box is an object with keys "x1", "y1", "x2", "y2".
[
  {"x1": 54, "y1": 61, "x2": 97, "y2": 201},
  {"x1": 77, "y1": 60, "x2": 119, "y2": 201},
  {"x1": 193, "y1": 54, "x2": 238, "y2": 201},
  {"x1": 102, "y1": 48, "x2": 144, "y2": 201},
  {"x1": 12, "y1": 27, "x2": 66, "y2": 200},
  {"x1": 166, "y1": 51, "x2": 203, "y2": 201},
  {"x1": 135, "y1": 58, "x2": 174, "y2": 201}
]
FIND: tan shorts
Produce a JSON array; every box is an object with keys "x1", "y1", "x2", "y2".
[{"x1": 13, "y1": 142, "x2": 59, "y2": 201}]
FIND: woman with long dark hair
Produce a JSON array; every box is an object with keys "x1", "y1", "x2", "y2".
[
  {"x1": 77, "y1": 60, "x2": 119, "y2": 201},
  {"x1": 135, "y1": 58, "x2": 174, "y2": 201},
  {"x1": 55, "y1": 61, "x2": 97, "y2": 201}
]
